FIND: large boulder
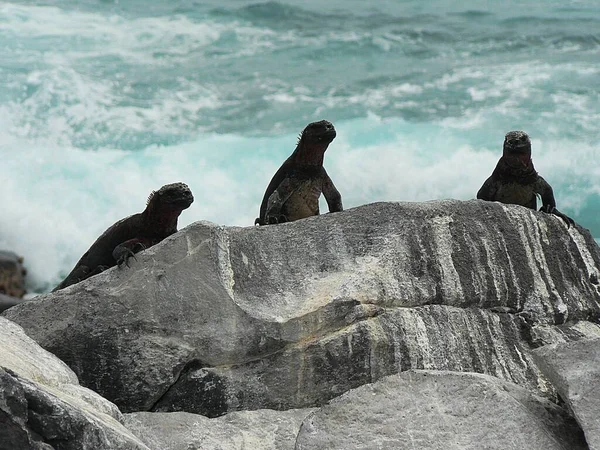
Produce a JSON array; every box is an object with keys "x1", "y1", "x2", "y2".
[
  {"x1": 0, "y1": 316, "x2": 149, "y2": 450},
  {"x1": 534, "y1": 338, "x2": 600, "y2": 450},
  {"x1": 123, "y1": 370, "x2": 588, "y2": 450},
  {"x1": 295, "y1": 370, "x2": 587, "y2": 450},
  {"x1": 124, "y1": 408, "x2": 314, "y2": 450},
  {"x1": 4, "y1": 200, "x2": 600, "y2": 416},
  {"x1": 0, "y1": 251, "x2": 27, "y2": 298}
]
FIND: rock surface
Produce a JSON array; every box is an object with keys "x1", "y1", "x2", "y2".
[
  {"x1": 0, "y1": 250, "x2": 27, "y2": 298},
  {"x1": 0, "y1": 316, "x2": 149, "y2": 450},
  {"x1": 534, "y1": 338, "x2": 600, "y2": 450},
  {"x1": 124, "y1": 408, "x2": 313, "y2": 450},
  {"x1": 295, "y1": 370, "x2": 587, "y2": 450},
  {"x1": 3, "y1": 200, "x2": 600, "y2": 417}
]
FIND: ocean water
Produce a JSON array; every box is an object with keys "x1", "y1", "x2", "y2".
[{"x1": 0, "y1": 0, "x2": 599, "y2": 292}]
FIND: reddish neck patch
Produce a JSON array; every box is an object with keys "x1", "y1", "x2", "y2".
[
  {"x1": 518, "y1": 154, "x2": 531, "y2": 167},
  {"x1": 143, "y1": 204, "x2": 184, "y2": 235},
  {"x1": 294, "y1": 142, "x2": 329, "y2": 165}
]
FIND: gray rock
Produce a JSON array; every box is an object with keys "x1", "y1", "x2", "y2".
[
  {"x1": 0, "y1": 317, "x2": 149, "y2": 450},
  {"x1": 0, "y1": 250, "x2": 26, "y2": 298},
  {"x1": 3, "y1": 201, "x2": 600, "y2": 415},
  {"x1": 295, "y1": 370, "x2": 587, "y2": 450},
  {"x1": 154, "y1": 305, "x2": 552, "y2": 415},
  {"x1": 528, "y1": 320, "x2": 600, "y2": 348},
  {"x1": 534, "y1": 338, "x2": 600, "y2": 450},
  {"x1": 124, "y1": 408, "x2": 313, "y2": 450}
]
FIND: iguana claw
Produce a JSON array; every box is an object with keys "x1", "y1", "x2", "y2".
[{"x1": 539, "y1": 205, "x2": 574, "y2": 228}]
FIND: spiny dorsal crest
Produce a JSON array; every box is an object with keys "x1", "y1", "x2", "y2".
[{"x1": 146, "y1": 191, "x2": 156, "y2": 206}]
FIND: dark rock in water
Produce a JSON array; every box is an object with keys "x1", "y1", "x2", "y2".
[
  {"x1": 0, "y1": 317, "x2": 149, "y2": 450},
  {"x1": 3, "y1": 201, "x2": 600, "y2": 418},
  {"x1": 534, "y1": 338, "x2": 600, "y2": 450},
  {"x1": 294, "y1": 370, "x2": 588, "y2": 450},
  {"x1": 0, "y1": 251, "x2": 27, "y2": 298},
  {"x1": 0, "y1": 293, "x2": 26, "y2": 313}
]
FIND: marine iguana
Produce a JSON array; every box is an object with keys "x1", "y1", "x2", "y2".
[
  {"x1": 53, "y1": 182, "x2": 194, "y2": 291},
  {"x1": 477, "y1": 131, "x2": 574, "y2": 226},
  {"x1": 255, "y1": 120, "x2": 343, "y2": 225}
]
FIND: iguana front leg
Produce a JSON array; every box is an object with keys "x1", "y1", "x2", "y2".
[
  {"x1": 477, "y1": 176, "x2": 497, "y2": 201},
  {"x1": 60, "y1": 265, "x2": 92, "y2": 288},
  {"x1": 265, "y1": 178, "x2": 295, "y2": 225},
  {"x1": 112, "y1": 239, "x2": 147, "y2": 268},
  {"x1": 322, "y1": 171, "x2": 343, "y2": 213},
  {"x1": 536, "y1": 177, "x2": 574, "y2": 227}
]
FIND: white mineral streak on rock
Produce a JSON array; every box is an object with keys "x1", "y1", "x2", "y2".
[
  {"x1": 403, "y1": 310, "x2": 433, "y2": 368},
  {"x1": 569, "y1": 227, "x2": 600, "y2": 282},
  {"x1": 484, "y1": 314, "x2": 512, "y2": 378},
  {"x1": 481, "y1": 231, "x2": 513, "y2": 304},
  {"x1": 497, "y1": 231, "x2": 522, "y2": 303},
  {"x1": 430, "y1": 215, "x2": 463, "y2": 304},
  {"x1": 502, "y1": 205, "x2": 560, "y2": 319},
  {"x1": 215, "y1": 226, "x2": 236, "y2": 300},
  {"x1": 538, "y1": 219, "x2": 551, "y2": 246},
  {"x1": 364, "y1": 318, "x2": 387, "y2": 380},
  {"x1": 469, "y1": 230, "x2": 496, "y2": 301}
]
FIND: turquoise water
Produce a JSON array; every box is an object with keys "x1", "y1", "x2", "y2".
[{"x1": 1, "y1": 1, "x2": 599, "y2": 291}]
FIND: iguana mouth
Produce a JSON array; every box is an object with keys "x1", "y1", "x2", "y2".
[
  {"x1": 318, "y1": 128, "x2": 337, "y2": 143},
  {"x1": 304, "y1": 120, "x2": 336, "y2": 144},
  {"x1": 169, "y1": 193, "x2": 194, "y2": 209}
]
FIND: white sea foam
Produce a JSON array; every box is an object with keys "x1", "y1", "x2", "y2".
[
  {"x1": 2, "y1": 115, "x2": 597, "y2": 292},
  {"x1": 1, "y1": 1, "x2": 599, "y2": 292},
  {"x1": 0, "y1": 138, "x2": 274, "y2": 291}
]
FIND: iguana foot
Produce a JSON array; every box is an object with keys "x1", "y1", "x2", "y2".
[
  {"x1": 539, "y1": 205, "x2": 574, "y2": 228},
  {"x1": 116, "y1": 249, "x2": 137, "y2": 268},
  {"x1": 266, "y1": 214, "x2": 288, "y2": 225},
  {"x1": 115, "y1": 242, "x2": 146, "y2": 268}
]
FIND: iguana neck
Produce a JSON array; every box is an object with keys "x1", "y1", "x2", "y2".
[
  {"x1": 495, "y1": 157, "x2": 538, "y2": 183},
  {"x1": 141, "y1": 203, "x2": 183, "y2": 235},
  {"x1": 292, "y1": 140, "x2": 329, "y2": 166}
]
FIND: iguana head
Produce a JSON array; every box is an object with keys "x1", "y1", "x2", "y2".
[
  {"x1": 147, "y1": 182, "x2": 194, "y2": 210},
  {"x1": 502, "y1": 131, "x2": 532, "y2": 168},
  {"x1": 293, "y1": 120, "x2": 337, "y2": 165},
  {"x1": 300, "y1": 120, "x2": 337, "y2": 146}
]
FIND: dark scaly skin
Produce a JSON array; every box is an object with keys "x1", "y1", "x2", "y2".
[
  {"x1": 255, "y1": 120, "x2": 343, "y2": 226},
  {"x1": 52, "y1": 182, "x2": 194, "y2": 291},
  {"x1": 477, "y1": 131, "x2": 574, "y2": 227}
]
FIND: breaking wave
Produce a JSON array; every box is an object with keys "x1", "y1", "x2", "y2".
[{"x1": 0, "y1": 1, "x2": 599, "y2": 290}]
